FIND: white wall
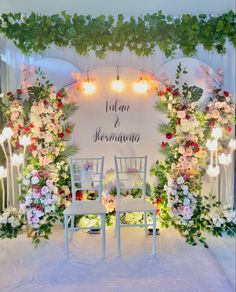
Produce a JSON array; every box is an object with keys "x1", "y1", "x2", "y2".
[{"x1": 0, "y1": 0, "x2": 235, "y2": 16}]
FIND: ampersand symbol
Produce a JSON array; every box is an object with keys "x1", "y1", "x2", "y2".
[{"x1": 114, "y1": 116, "x2": 120, "y2": 128}]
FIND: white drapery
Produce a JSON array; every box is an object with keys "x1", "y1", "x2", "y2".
[
  {"x1": 0, "y1": 37, "x2": 235, "y2": 208},
  {"x1": 1, "y1": 38, "x2": 235, "y2": 94}
]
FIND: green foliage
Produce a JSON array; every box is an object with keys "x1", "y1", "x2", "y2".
[{"x1": 0, "y1": 11, "x2": 235, "y2": 57}]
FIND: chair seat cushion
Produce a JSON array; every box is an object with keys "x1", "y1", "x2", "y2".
[
  {"x1": 116, "y1": 198, "x2": 156, "y2": 212},
  {"x1": 64, "y1": 200, "x2": 106, "y2": 215}
]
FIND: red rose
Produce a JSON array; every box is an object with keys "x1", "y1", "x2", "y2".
[
  {"x1": 161, "y1": 141, "x2": 166, "y2": 148},
  {"x1": 30, "y1": 123, "x2": 34, "y2": 128},
  {"x1": 15, "y1": 141, "x2": 21, "y2": 149},
  {"x1": 66, "y1": 127, "x2": 72, "y2": 134},
  {"x1": 43, "y1": 99, "x2": 49, "y2": 106},
  {"x1": 226, "y1": 126, "x2": 232, "y2": 133},
  {"x1": 159, "y1": 90, "x2": 164, "y2": 96},
  {"x1": 57, "y1": 101, "x2": 63, "y2": 109},
  {"x1": 25, "y1": 127, "x2": 30, "y2": 133},
  {"x1": 57, "y1": 92, "x2": 63, "y2": 98},
  {"x1": 208, "y1": 120, "x2": 215, "y2": 127},
  {"x1": 166, "y1": 86, "x2": 172, "y2": 92},
  {"x1": 173, "y1": 89, "x2": 179, "y2": 96},
  {"x1": 18, "y1": 124, "x2": 23, "y2": 130},
  {"x1": 177, "y1": 118, "x2": 181, "y2": 125},
  {"x1": 76, "y1": 191, "x2": 83, "y2": 201},
  {"x1": 223, "y1": 91, "x2": 229, "y2": 97},
  {"x1": 16, "y1": 89, "x2": 22, "y2": 95},
  {"x1": 58, "y1": 132, "x2": 64, "y2": 139},
  {"x1": 6, "y1": 92, "x2": 13, "y2": 97},
  {"x1": 29, "y1": 144, "x2": 36, "y2": 152},
  {"x1": 166, "y1": 132, "x2": 173, "y2": 139}
]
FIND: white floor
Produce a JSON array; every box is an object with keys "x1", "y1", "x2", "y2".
[{"x1": 0, "y1": 225, "x2": 235, "y2": 292}]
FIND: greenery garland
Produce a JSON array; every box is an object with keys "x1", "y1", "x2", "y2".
[{"x1": 0, "y1": 10, "x2": 235, "y2": 58}]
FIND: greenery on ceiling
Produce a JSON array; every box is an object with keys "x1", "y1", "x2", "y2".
[{"x1": 0, "y1": 10, "x2": 235, "y2": 58}]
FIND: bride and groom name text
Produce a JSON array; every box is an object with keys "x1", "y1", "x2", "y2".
[{"x1": 93, "y1": 99, "x2": 140, "y2": 143}]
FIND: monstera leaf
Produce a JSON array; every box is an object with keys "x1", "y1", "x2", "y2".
[{"x1": 188, "y1": 86, "x2": 203, "y2": 102}]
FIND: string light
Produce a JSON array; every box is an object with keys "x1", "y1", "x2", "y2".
[
  {"x1": 82, "y1": 71, "x2": 96, "y2": 95},
  {"x1": 111, "y1": 66, "x2": 125, "y2": 93}
]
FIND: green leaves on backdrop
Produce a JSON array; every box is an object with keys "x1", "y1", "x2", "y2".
[{"x1": 0, "y1": 10, "x2": 235, "y2": 58}]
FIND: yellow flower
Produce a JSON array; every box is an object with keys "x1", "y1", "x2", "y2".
[{"x1": 195, "y1": 150, "x2": 207, "y2": 159}]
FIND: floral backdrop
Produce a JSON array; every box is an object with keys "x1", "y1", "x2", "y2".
[{"x1": 0, "y1": 63, "x2": 235, "y2": 247}]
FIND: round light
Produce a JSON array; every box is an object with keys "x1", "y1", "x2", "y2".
[
  {"x1": 133, "y1": 79, "x2": 150, "y2": 94},
  {"x1": 206, "y1": 165, "x2": 220, "y2": 177},
  {"x1": 111, "y1": 79, "x2": 125, "y2": 93},
  {"x1": 82, "y1": 81, "x2": 96, "y2": 95},
  {"x1": 2, "y1": 127, "x2": 14, "y2": 139},
  {"x1": 11, "y1": 153, "x2": 24, "y2": 166},
  {"x1": 19, "y1": 135, "x2": 31, "y2": 147},
  {"x1": 211, "y1": 127, "x2": 222, "y2": 139}
]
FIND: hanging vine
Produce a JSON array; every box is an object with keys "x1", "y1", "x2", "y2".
[{"x1": 0, "y1": 10, "x2": 235, "y2": 58}]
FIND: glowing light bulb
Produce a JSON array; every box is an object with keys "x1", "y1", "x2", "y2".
[
  {"x1": 207, "y1": 165, "x2": 220, "y2": 177},
  {"x1": 133, "y1": 79, "x2": 150, "y2": 94},
  {"x1": 211, "y1": 127, "x2": 222, "y2": 139},
  {"x1": 82, "y1": 81, "x2": 96, "y2": 95},
  {"x1": 111, "y1": 79, "x2": 125, "y2": 92}
]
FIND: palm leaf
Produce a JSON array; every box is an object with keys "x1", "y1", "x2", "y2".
[
  {"x1": 188, "y1": 86, "x2": 203, "y2": 102},
  {"x1": 63, "y1": 103, "x2": 78, "y2": 119},
  {"x1": 58, "y1": 144, "x2": 78, "y2": 161},
  {"x1": 154, "y1": 101, "x2": 167, "y2": 113},
  {"x1": 158, "y1": 123, "x2": 173, "y2": 134}
]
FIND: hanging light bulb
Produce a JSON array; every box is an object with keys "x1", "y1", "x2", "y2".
[
  {"x1": 111, "y1": 66, "x2": 125, "y2": 93},
  {"x1": 82, "y1": 71, "x2": 96, "y2": 95},
  {"x1": 133, "y1": 71, "x2": 151, "y2": 94}
]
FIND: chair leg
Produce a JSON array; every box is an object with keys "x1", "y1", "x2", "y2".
[
  {"x1": 64, "y1": 214, "x2": 69, "y2": 260},
  {"x1": 116, "y1": 211, "x2": 121, "y2": 257},
  {"x1": 152, "y1": 211, "x2": 157, "y2": 256},
  {"x1": 70, "y1": 215, "x2": 74, "y2": 241},
  {"x1": 144, "y1": 211, "x2": 148, "y2": 235},
  {"x1": 101, "y1": 214, "x2": 106, "y2": 259}
]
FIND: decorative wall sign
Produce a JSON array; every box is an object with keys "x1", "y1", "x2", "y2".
[{"x1": 69, "y1": 67, "x2": 165, "y2": 174}]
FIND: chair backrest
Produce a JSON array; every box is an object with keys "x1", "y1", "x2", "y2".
[
  {"x1": 70, "y1": 157, "x2": 104, "y2": 203},
  {"x1": 114, "y1": 155, "x2": 147, "y2": 200}
]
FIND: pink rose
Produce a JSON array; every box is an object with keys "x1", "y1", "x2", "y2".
[
  {"x1": 33, "y1": 192, "x2": 41, "y2": 199},
  {"x1": 41, "y1": 186, "x2": 49, "y2": 195},
  {"x1": 46, "y1": 179, "x2": 53, "y2": 187},
  {"x1": 20, "y1": 203, "x2": 26, "y2": 212},
  {"x1": 177, "y1": 111, "x2": 186, "y2": 119}
]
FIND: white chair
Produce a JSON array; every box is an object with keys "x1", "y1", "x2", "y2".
[
  {"x1": 114, "y1": 155, "x2": 157, "y2": 256},
  {"x1": 64, "y1": 157, "x2": 106, "y2": 260}
]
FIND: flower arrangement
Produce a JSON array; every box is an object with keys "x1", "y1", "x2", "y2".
[
  {"x1": 152, "y1": 63, "x2": 236, "y2": 246},
  {"x1": 20, "y1": 169, "x2": 59, "y2": 230},
  {"x1": 0, "y1": 66, "x2": 77, "y2": 245},
  {"x1": 0, "y1": 207, "x2": 25, "y2": 239}
]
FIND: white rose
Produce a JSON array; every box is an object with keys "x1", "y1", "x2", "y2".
[
  {"x1": 183, "y1": 198, "x2": 190, "y2": 206},
  {"x1": 31, "y1": 176, "x2": 39, "y2": 185},
  {"x1": 176, "y1": 176, "x2": 185, "y2": 185},
  {"x1": 23, "y1": 179, "x2": 30, "y2": 186}
]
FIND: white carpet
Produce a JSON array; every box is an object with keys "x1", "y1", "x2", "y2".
[{"x1": 0, "y1": 226, "x2": 235, "y2": 292}]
